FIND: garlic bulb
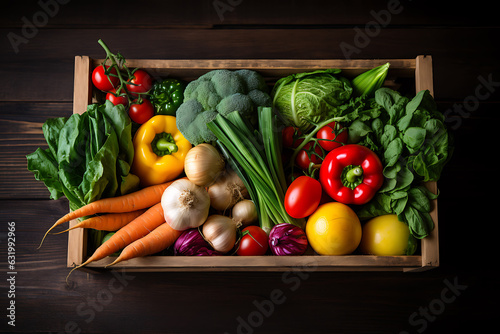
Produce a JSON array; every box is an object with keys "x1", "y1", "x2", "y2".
[
  {"x1": 161, "y1": 178, "x2": 210, "y2": 231},
  {"x1": 202, "y1": 215, "x2": 240, "y2": 254}
]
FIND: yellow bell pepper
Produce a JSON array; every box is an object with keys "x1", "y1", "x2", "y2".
[{"x1": 132, "y1": 115, "x2": 191, "y2": 187}]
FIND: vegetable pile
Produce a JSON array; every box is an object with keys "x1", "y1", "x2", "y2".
[{"x1": 28, "y1": 40, "x2": 453, "y2": 277}]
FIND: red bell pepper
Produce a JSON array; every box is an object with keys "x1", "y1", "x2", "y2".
[{"x1": 319, "y1": 144, "x2": 384, "y2": 205}]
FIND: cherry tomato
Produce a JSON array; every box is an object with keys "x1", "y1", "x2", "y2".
[
  {"x1": 295, "y1": 142, "x2": 323, "y2": 170},
  {"x1": 282, "y1": 126, "x2": 303, "y2": 148},
  {"x1": 126, "y1": 69, "x2": 153, "y2": 96},
  {"x1": 129, "y1": 99, "x2": 154, "y2": 124},
  {"x1": 92, "y1": 65, "x2": 119, "y2": 92},
  {"x1": 316, "y1": 121, "x2": 348, "y2": 151},
  {"x1": 284, "y1": 176, "x2": 322, "y2": 218},
  {"x1": 237, "y1": 226, "x2": 269, "y2": 256},
  {"x1": 106, "y1": 88, "x2": 129, "y2": 107}
]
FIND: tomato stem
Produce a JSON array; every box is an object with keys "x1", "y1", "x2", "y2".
[
  {"x1": 97, "y1": 39, "x2": 135, "y2": 106},
  {"x1": 287, "y1": 116, "x2": 346, "y2": 174}
]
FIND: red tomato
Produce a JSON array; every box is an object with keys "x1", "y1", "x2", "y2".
[
  {"x1": 237, "y1": 226, "x2": 269, "y2": 256},
  {"x1": 282, "y1": 126, "x2": 303, "y2": 148},
  {"x1": 106, "y1": 88, "x2": 129, "y2": 107},
  {"x1": 92, "y1": 65, "x2": 119, "y2": 91},
  {"x1": 284, "y1": 176, "x2": 322, "y2": 218},
  {"x1": 126, "y1": 69, "x2": 153, "y2": 96},
  {"x1": 316, "y1": 121, "x2": 348, "y2": 151},
  {"x1": 295, "y1": 142, "x2": 323, "y2": 170},
  {"x1": 129, "y1": 99, "x2": 154, "y2": 124}
]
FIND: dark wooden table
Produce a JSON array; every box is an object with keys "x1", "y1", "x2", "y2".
[{"x1": 1, "y1": 1, "x2": 499, "y2": 333}]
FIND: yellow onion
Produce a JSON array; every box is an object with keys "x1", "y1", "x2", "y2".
[
  {"x1": 202, "y1": 215, "x2": 240, "y2": 254},
  {"x1": 208, "y1": 168, "x2": 248, "y2": 212},
  {"x1": 184, "y1": 143, "x2": 225, "y2": 187}
]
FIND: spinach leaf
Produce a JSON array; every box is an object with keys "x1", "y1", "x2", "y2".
[{"x1": 348, "y1": 87, "x2": 450, "y2": 239}]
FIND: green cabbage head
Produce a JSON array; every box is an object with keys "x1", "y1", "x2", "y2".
[{"x1": 271, "y1": 69, "x2": 352, "y2": 131}]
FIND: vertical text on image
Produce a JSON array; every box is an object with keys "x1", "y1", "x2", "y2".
[{"x1": 6, "y1": 221, "x2": 17, "y2": 327}]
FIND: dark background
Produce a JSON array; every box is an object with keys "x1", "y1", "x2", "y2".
[{"x1": 1, "y1": 1, "x2": 499, "y2": 333}]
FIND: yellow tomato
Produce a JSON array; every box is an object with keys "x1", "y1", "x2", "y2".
[
  {"x1": 359, "y1": 214, "x2": 417, "y2": 255},
  {"x1": 305, "y1": 202, "x2": 362, "y2": 255}
]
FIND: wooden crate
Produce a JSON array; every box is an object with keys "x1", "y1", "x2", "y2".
[{"x1": 69, "y1": 56, "x2": 438, "y2": 272}]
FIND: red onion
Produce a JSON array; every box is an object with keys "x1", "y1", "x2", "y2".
[
  {"x1": 268, "y1": 223, "x2": 308, "y2": 256},
  {"x1": 174, "y1": 228, "x2": 220, "y2": 256}
]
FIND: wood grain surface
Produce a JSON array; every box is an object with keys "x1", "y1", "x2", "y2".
[{"x1": 1, "y1": 1, "x2": 498, "y2": 333}]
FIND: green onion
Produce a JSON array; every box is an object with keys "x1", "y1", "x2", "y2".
[{"x1": 207, "y1": 107, "x2": 304, "y2": 233}]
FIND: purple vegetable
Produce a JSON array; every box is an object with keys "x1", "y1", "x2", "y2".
[
  {"x1": 174, "y1": 228, "x2": 220, "y2": 256},
  {"x1": 268, "y1": 223, "x2": 308, "y2": 256}
]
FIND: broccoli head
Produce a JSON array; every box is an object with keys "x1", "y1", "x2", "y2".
[{"x1": 176, "y1": 69, "x2": 271, "y2": 145}]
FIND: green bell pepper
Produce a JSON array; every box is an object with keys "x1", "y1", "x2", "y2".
[{"x1": 150, "y1": 78, "x2": 186, "y2": 116}]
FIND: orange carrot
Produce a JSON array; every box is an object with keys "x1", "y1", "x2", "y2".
[
  {"x1": 106, "y1": 222, "x2": 182, "y2": 267},
  {"x1": 40, "y1": 178, "x2": 185, "y2": 248},
  {"x1": 52, "y1": 209, "x2": 147, "y2": 235},
  {"x1": 66, "y1": 202, "x2": 166, "y2": 282}
]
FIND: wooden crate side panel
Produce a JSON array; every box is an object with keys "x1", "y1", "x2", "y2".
[
  {"x1": 414, "y1": 55, "x2": 439, "y2": 270},
  {"x1": 84, "y1": 255, "x2": 423, "y2": 271},
  {"x1": 93, "y1": 58, "x2": 417, "y2": 84},
  {"x1": 67, "y1": 56, "x2": 92, "y2": 267}
]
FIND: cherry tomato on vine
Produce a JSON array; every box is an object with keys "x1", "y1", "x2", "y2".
[
  {"x1": 282, "y1": 126, "x2": 303, "y2": 148},
  {"x1": 295, "y1": 142, "x2": 323, "y2": 170},
  {"x1": 237, "y1": 226, "x2": 269, "y2": 256},
  {"x1": 126, "y1": 69, "x2": 153, "y2": 96},
  {"x1": 316, "y1": 121, "x2": 348, "y2": 151},
  {"x1": 92, "y1": 65, "x2": 119, "y2": 91},
  {"x1": 106, "y1": 88, "x2": 128, "y2": 107},
  {"x1": 284, "y1": 176, "x2": 322, "y2": 218},
  {"x1": 129, "y1": 99, "x2": 154, "y2": 124}
]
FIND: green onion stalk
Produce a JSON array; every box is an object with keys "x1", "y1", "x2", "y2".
[{"x1": 207, "y1": 107, "x2": 304, "y2": 234}]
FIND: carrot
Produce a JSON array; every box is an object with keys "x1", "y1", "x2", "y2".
[
  {"x1": 106, "y1": 222, "x2": 182, "y2": 267},
  {"x1": 40, "y1": 178, "x2": 185, "y2": 248},
  {"x1": 66, "y1": 202, "x2": 166, "y2": 283},
  {"x1": 51, "y1": 209, "x2": 147, "y2": 235}
]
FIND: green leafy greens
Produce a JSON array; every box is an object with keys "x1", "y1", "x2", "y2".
[
  {"x1": 346, "y1": 88, "x2": 452, "y2": 238},
  {"x1": 27, "y1": 100, "x2": 140, "y2": 212}
]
